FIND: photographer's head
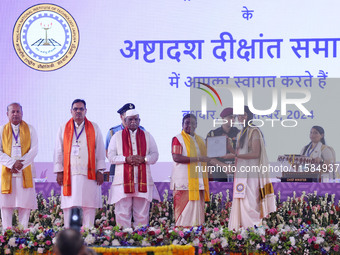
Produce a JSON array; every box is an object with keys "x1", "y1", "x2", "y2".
[{"x1": 54, "y1": 229, "x2": 84, "y2": 255}]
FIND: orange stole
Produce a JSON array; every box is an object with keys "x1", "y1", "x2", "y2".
[
  {"x1": 63, "y1": 118, "x2": 96, "y2": 196},
  {"x1": 1, "y1": 121, "x2": 33, "y2": 194}
]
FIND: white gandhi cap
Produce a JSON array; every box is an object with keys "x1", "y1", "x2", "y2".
[{"x1": 125, "y1": 109, "x2": 139, "y2": 117}]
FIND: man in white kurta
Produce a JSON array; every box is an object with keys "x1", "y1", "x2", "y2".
[
  {"x1": 0, "y1": 103, "x2": 38, "y2": 231},
  {"x1": 54, "y1": 99, "x2": 106, "y2": 229},
  {"x1": 108, "y1": 109, "x2": 159, "y2": 228}
]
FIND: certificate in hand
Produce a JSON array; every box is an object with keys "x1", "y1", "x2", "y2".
[{"x1": 207, "y1": 136, "x2": 227, "y2": 157}]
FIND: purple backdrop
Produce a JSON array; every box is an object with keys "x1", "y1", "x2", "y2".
[{"x1": 36, "y1": 182, "x2": 340, "y2": 204}]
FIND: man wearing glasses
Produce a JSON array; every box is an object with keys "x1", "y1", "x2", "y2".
[{"x1": 54, "y1": 99, "x2": 106, "y2": 229}]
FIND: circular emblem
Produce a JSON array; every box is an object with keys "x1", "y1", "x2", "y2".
[
  {"x1": 236, "y1": 183, "x2": 245, "y2": 192},
  {"x1": 13, "y1": 4, "x2": 79, "y2": 71}
]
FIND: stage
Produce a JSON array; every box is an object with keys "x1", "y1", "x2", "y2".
[{"x1": 36, "y1": 181, "x2": 340, "y2": 203}]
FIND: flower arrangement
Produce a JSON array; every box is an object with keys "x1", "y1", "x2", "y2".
[{"x1": 0, "y1": 190, "x2": 339, "y2": 254}]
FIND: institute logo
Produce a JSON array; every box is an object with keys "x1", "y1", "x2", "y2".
[
  {"x1": 236, "y1": 183, "x2": 245, "y2": 192},
  {"x1": 13, "y1": 4, "x2": 79, "y2": 71}
]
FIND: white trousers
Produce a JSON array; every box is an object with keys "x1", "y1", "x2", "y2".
[
  {"x1": 63, "y1": 207, "x2": 96, "y2": 229},
  {"x1": 115, "y1": 197, "x2": 150, "y2": 229},
  {"x1": 1, "y1": 207, "x2": 30, "y2": 232}
]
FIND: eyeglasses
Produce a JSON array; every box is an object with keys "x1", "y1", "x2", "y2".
[{"x1": 72, "y1": 107, "x2": 85, "y2": 112}]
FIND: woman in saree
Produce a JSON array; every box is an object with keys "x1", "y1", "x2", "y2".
[
  {"x1": 170, "y1": 114, "x2": 210, "y2": 226},
  {"x1": 226, "y1": 106, "x2": 276, "y2": 230}
]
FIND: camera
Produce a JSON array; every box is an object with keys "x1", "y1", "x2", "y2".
[{"x1": 70, "y1": 207, "x2": 82, "y2": 232}]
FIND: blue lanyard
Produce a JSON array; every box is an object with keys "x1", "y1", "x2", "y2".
[
  {"x1": 306, "y1": 144, "x2": 316, "y2": 157},
  {"x1": 12, "y1": 128, "x2": 19, "y2": 144},
  {"x1": 74, "y1": 122, "x2": 85, "y2": 143}
]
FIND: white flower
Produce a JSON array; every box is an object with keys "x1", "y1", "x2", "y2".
[
  {"x1": 324, "y1": 247, "x2": 330, "y2": 252},
  {"x1": 255, "y1": 227, "x2": 265, "y2": 236},
  {"x1": 54, "y1": 218, "x2": 62, "y2": 225},
  {"x1": 37, "y1": 233, "x2": 45, "y2": 241},
  {"x1": 103, "y1": 241, "x2": 109, "y2": 246},
  {"x1": 240, "y1": 228, "x2": 249, "y2": 239},
  {"x1": 315, "y1": 237, "x2": 324, "y2": 244},
  {"x1": 37, "y1": 247, "x2": 44, "y2": 254},
  {"x1": 270, "y1": 236, "x2": 279, "y2": 244},
  {"x1": 193, "y1": 238, "x2": 200, "y2": 246},
  {"x1": 30, "y1": 227, "x2": 37, "y2": 234},
  {"x1": 8, "y1": 237, "x2": 17, "y2": 247},
  {"x1": 104, "y1": 230, "x2": 112, "y2": 236},
  {"x1": 52, "y1": 237, "x2": 57, "y2": 244},
  {"x1": 303, "y1": 234, "x2": 310, "y2": 241},
  {"x1": 210, "y1": 233, "x2": 216, "y2": 239},
  {"x1": 128, "y1": 239, "x2": 135, "y2": 244},
  {"x1": 221, "y1": 237, "x2": 228, "y2": 248},
  {"x1": 283, "y1": 225, "x2": 291, "y2": 232},
  {"x1": 123, "y1": 228, "x2": 133, "y2": 234},
  {"x1": 172, "y1": 239, "x2": 179, "y2": 245},
  {"x1": 289, "y1": 236, "x2": 296, "y2": 246},
  {"x1": 84, "y1": 234, "x2": 95, "y2": 245},
  {"x1": 142, "y1": 240, "x2": 151, "y2": 246},
  {"x1": 90, "y1": 228, "x2": 98, "y2": 234},
  {"x1": 180, "y1": 238, "x2": 187, "y2": 244},
  {"x1": 112, "y1": 239, "x2": 120, "y2": 246}
]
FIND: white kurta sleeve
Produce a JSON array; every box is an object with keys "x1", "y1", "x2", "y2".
[
  {"x1": 94, "y1": 124, "x2": 106, "y2": 171},
  {"x1": 108, "y1": 133, "x2": 126, "y2": 164},
  {"x1": 0, "y1": 126, "x2": 16, "y2": 169},
  {"x1": 145, "y1": 133, "x2": 159, "y2": 165},
  {"x1": 20, "y1": 125, "x2": 38, "y2": 169},
  {"x1": 53, "y1": 125, "x2": 64, "y2": 173}
]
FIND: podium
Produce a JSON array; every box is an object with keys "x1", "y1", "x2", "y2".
[
  {"x1": 280, "y1": 172, "x2": 321, "y2": 182},
  {"x1": 277, "y1": 154, "x2": 321, "y2": 182}
]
